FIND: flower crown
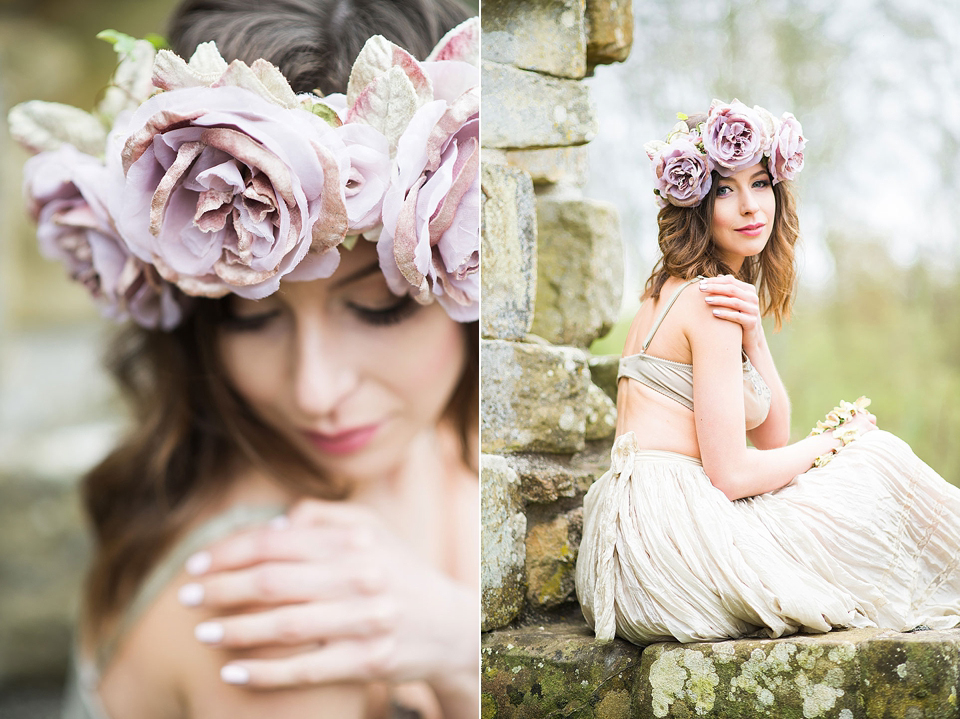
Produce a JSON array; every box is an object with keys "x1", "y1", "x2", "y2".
[
  {"x1": 644, "y1": 99, "x2": 807, "y2": 208},
  {"x1": 8, "y1": 20, "x2": 480, "y2": 329}
]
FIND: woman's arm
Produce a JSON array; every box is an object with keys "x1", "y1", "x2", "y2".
[
  {"x1": 689, "y1": 298, "x2": 869, "y2": 500},
  {"x1": 699, "y1": 275, "x2": 790, "y2": 448}
]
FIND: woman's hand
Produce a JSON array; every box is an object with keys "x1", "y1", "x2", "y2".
[
  {"x1": 700, "y1": 275, "x2": 764, "y2": 353},
  {"x1": 841, "y1": 409, "x2": 879, "y2": 436},
  {"x1": 177, "y1": 499, "x2": 477, "y2": 691}
]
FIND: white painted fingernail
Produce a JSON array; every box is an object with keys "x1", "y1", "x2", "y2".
[
  {"x1": 221, "y1": 665, "x2": 249, "y2": 685},
  {"x1": 178, "y1": 583, "x2": 204, "y2": 607},
  {"x1": 186, "y1": 551, "x2": 211, "y2": 576},
  {"x1": 269, "y1": 515, "x2": 290, "y2": 530},
  {"x1": 195, "y1": 622, "x2": 224, "y2": 644}
]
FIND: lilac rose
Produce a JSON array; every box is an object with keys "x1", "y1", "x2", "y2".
[
  {"x1": 24, "y1": 144, "x2": 184, "y2": 329},
  {"x1": 651, "y1": 135, "x2": 713, "y2": 208},
  {"x1": 702, "y1": 99, "x2": 775, "y2": 176},
  {"x1": 768, "y1": 112, "x2": 806, "y2": 183},
  {"x1": 377, "y1": 61, "x2": 479, "y2": 322},
  {"x1": 115, "y1": 84, "x2": 351, "y2": 299}
]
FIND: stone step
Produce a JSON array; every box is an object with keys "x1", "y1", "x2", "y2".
[{"x1": 482, "y1": 613, "x2": 960, "y2": 718}]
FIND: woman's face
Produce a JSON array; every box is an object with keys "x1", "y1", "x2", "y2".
[
  {"x1": 216, "y1": 240, "x2": 467, "y2": 484},
  {"x1": 709, "y1": 163, "x2": 776, "y2": 271}
]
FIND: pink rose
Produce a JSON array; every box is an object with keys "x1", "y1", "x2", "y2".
[
  {"x1": 651, "y1": 135, "x2": 713, "y2": 208},
  {"x1": 115, "y1": 85, "x2": 351, "y2": 299},
  {"x1": 377, "y1": 60, "x2": 480, "y2": 322},
  {"x1": 702, "y1": 99, "x2": 775, "y2": 176},
  {"x1": 769, "y1": 112, "x2": 806, "y2": 183},
  {"x1": 336, "y1": 123, "x2": 391, "y2": 234},
  {"x1": 23, "y1": 144, "x2": 184, "y2": 329}
]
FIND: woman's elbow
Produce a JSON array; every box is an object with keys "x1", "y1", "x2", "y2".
[{"x1": 703, "y1": 466, "x2": 744, "y2": 501}]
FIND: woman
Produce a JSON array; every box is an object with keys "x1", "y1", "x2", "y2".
[
  {"x1": 9, "y1": 1, "x2": 479, "y2": 717},
  {"x1": 575, "y1": 100, "x2": 960, "y2": 646}
]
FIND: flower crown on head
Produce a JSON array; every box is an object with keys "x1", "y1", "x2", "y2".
[
  {"x1": 8, "y1": 19, "x2": 480, "y2": 330},
  {"x1": 643, "y1": 99, "x2": 807, "y2": 209}
]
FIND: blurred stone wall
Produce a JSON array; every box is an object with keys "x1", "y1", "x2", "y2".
[
  {"x1": 480, "y1": 0, "x2": 632, "y2": 631},
  {"x1": 0, "y1": 1, "x2": 178, "y2": 693}
]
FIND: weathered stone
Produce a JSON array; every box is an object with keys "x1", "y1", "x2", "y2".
[
  {"x1": 532, "y1": 197, "x2": 623, "y2": 347},
  {"x1": 0, "y1": 473, "x2": 89, "y2": 684},
  {"x1": 481, "y1": 163, "x2": 537, "y2": 341},
  {"x1": 525, "y1": 508, "x2": 583, "y2": 609},
  {"x1": 480, "y1": 61, "x2": 598, "y2": 149},
  {"x1": 481, "y1": 0, "x2": 587, "y2": 79},
  {"x1": 505, "y1": 442, "x2": 609, "y2": 504},
  {"x1": 584, "y1": 381, "x2": 617, "y2": 441},
  {"x1": 482, "y1": 617, "x2": 642, "y2": 718},
  {"x1": 481, "y1": 454, "x2": 527, "y2": 631},
  {"x1": 586, "y1": 0, "x2": 634, "y2": 68},
  {"x1": 481, "y1": 340, "x2": 591, "y2": 454},
  {"x1": 589, "y1": 354, "x2": 620, "y2": 403},
  {"x1": 637, "y1": 627, "x2": 960, "y2": 718},
  {"x1": 504, "y1": 146, "x2": 590, "y2": 187},
  {"x1": 485, "y1": 617, "x2": 960, "y2": 719},
  {"x1": 858, "y1": 630, "x2": 960, "y2": 718}
]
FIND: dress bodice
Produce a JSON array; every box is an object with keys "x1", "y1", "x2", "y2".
[{"x1": 617, "y1": 276, "x2": 772, "y2": 430}]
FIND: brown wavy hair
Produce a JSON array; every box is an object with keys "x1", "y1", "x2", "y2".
[
  {"x1": 643, "y1": 171, "x2": 800, "y2": 330},
  {"x1": 82, "y1": 0, "x2": 475, "y2": 635}
]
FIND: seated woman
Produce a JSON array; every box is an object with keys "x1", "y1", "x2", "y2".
[
  {"x1": 9, "y1": 1, "x2": 479, "y2": 717},
  {"x1": 576, "y1": 101, "x2": 960, "y2": 645}
]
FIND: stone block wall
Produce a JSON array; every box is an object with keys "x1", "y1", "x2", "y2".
[{"x1": 480, "y1": 0, "x2": 632, "y2": 632}]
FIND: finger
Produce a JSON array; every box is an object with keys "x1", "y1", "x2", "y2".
[
  {"x1": 703, "y1": 295, "x2": 758, "y2": 314},
  {"x1": 186, "y1": 524, "x2": 365, "y2": 576},
  {"x1": 219, "y1": 638, "x2": 396, "y2": 688},
  {"x1": 179, "y1": 561, "x2": 386, "y2": 609},
  {"x1": 700, "y1": 276, "x2": 757, "y2": 300},
  {"x1": 710, "y1": 308, "x2": 756, "y2": 328},
  {"x1": 195, "y1": 598, "x2": 397, "y2": 648}
]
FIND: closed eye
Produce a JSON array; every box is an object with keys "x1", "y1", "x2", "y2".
[
  {"x1": 349, "y1": 296, "x2": 417, "y2": 326},
  {"x1": 220, "y1": 309, "x2": 282, "y2": 332}
]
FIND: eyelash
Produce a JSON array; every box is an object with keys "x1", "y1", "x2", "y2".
[
  {"x1": 219, "y1": 309, "x2": 281, "y2": 332},
  {"x1": 350, "y1": 296, "x2": 417, "y2": 326},
  {"x1": 220, "y1": 296, "x2": 416, "y2": 333},
  {"x1": 717, "y1": 179, "x2": 770, "y2": 196}
]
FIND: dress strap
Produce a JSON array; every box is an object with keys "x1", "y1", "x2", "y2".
[{"x1": 641, "y1": 276, "x2": 703, "y2": 351}]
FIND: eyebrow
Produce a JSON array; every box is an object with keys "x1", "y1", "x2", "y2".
[{"x1": 332, "y1": 259, "x2": 382, "y2": 288}]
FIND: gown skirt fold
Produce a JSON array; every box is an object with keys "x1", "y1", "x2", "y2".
[{"x1": 575, "y1": 429, "x2": 960, "y2": 645}]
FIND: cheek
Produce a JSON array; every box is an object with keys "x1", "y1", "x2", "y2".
[
  {"x1": 383, "y1": 307, "x2": 467, "y2": 420},
  {"x1": 217, "y1": 332, "x2": 285, "y2": 415}
]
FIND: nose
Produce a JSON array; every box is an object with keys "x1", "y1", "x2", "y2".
[
  {"x1": 291, "y1": 318, "x2": 358, "y2": 418},
  {"x1": 740, "y1": 187, "x2": 760, "y2": 215}
]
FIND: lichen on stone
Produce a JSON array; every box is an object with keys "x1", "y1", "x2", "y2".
[
  {"x1": 794, "y1": 670, "x2": 845, "y2": 718},
  {"x1": 649, "y1": 648, "x2": 720, "y2": 717}
]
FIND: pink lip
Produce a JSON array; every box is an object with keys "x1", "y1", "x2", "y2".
[
  {"x1": 735, "y1": 223, "x2": 765, "y2": 236},
  {"x1": 303, "y1": 424, "x2": 381, "y2": 455}
]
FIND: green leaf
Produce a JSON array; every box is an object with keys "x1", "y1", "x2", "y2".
[
  {"x1": 342, "y1": 234, "x2": 359, "y2": 251},
  {"x1": 308, "y1": 101, "x2": 342, "y2": 128},
  {"x1": 98, "y1": 29, "x2": 167, "y2": 55},
  {"x1": 144, "y1": 33, "x2": 169, "y2": 50},
  {"x1": 97, "y1": 29, "x2": 138, "y2": 56}
]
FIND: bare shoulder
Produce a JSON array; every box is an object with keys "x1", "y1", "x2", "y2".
[
  {"x1": 99, "y1": 564, "x2": 368, "y2": 719},
  {"x1": 673, "y1": 279, "x2": 742, "y2": 348}
]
